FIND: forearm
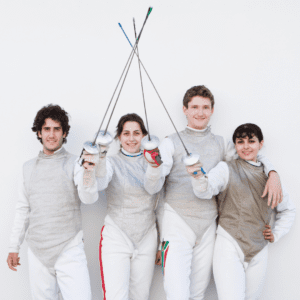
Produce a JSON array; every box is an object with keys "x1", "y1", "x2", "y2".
[
  {"x1": 257, "y1": 154, "x2": 276, "y2": 175},
  {"x1": 144, "y1": 138, "x2": 173, "y2": 195},
  {"x1": 272, "y1": 186, "x2": 296, "y2": 242},
  {"x1": 74, "y1": 157, "x2": 112, "y2": 204},
  {"x1": 191, "y1": 161, "x2": 229, "y2": 199},
  {"x1": 144, "y1": 165, "x2": 166, "y2": 195}
]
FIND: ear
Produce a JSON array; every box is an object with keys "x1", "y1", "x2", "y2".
[
  {"x1": 38, "y1": 131, "x2": 42, "y2": 138},
  {"x1": 63, "y1": 132, "x2": 67, "y2": 138},
  {"x1": 259, "y1": 140, "x2": 264, "y2": 150},
  {"x1": 211, "y1": 107, "x2": 214, "y2": 115},
  {"x1": 183, "y1": 105, "x2": 188, "y2": 116}
]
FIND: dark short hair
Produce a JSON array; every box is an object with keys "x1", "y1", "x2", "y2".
[
  {"x1": 232, "y1": 123, "x2": 264, "y2": 143},
  {"x1": 183, "y1": 85, "x2": 215, "y2": 108},
  {"x1": 32, "y1": 104, "x2": 70, "y2": 144},
  {"x1": 115, "y1": 113, "x2": 148, "y2": 139}
]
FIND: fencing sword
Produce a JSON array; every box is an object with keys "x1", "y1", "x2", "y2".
[
  {"x1": 132, "y1": 17, "x2": 162, "y2": 166},
  {"x1": 118, "y1": 23, "x2": 206, "y2": 173},
  {"x1": 80, "y1": 7, "x2": 153, "y2": 163}
]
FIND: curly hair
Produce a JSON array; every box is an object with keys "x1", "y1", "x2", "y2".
[
  {"x1": 183, "y1": 85, "x2": 215, "y2": 109},
  {"x1": 114, "y1": 113, "x2": 148, "y2": 139},
  {"x1": 232, "y1": 123, "x2": 264, "y2": 143},
  {"x1": 32, "y1": 104, "x2": 70, "y2": 144}
]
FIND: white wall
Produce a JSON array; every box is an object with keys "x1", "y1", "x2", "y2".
[{"x1": 1, "y1": 0, "x2": 299, "y2": 299}]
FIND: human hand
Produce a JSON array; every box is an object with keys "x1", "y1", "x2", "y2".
[
  {"x1": 263, "y1": 225, "x2": 274, "y2": 243},
  {"x1": 186, "y1": 162, "x2": 205, "y2": 179},
  {"x1": 155, "y1": 250, "x2": 162, "y2": 266},
  {"x1": 7, "y1": 253, "x2": 20, "y2": 271},
  {"x1": 144, "y1": 148, "x2": 163, "y2": 167},
  {"x1": 99, "y1": 145, "x2": 108, "y2": 158},
  {"x1": 82, "y1": 151, "x2": 99, "y2": 171},
  {"x1": 262, "y1": 171, "x2": 283, "y2": 209}
]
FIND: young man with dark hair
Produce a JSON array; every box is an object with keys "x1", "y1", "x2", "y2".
[
  {"x1": 7, "y1": 104, "x2": 92, "y2": 300},
  {"x1": 144, "y1": 86, "x2": 282, "y2": 300}
]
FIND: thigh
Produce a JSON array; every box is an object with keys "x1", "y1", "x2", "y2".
[
  {"x1": 163, "y1": 229, "x2": 194, "y2": 300},
  {"x1": 28, "y1": 248, "x2": 60, "y2": 300},
  {"x1": 245, "y1": 245, "x2": 268, "y2": 300},
  {"x1": 213, "y1": 235, "x2": 245, "y2": 300},
  {"x1": 55, "y1": 241, "x2": 92, "y2": 300},
  {"x1": 190, "y1": 221, "x2": 216, "y2": 300},
  {"x1": 100, "y1": 225, "x2": 132, "y2": 300},
  {"x1": 129, "y1": 226, "x2": 157, "y2": 300}
]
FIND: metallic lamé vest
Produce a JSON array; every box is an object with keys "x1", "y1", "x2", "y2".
[
  {"x1": 23, "y1": 148, "x2": 82, "y2": 269},
  {"x1": 218, "y1": 159, "x2": 272, "y2": 262},
  {"x1": 106, "y1": 152, "x2": 157, "y2": 246},
  {"x1": 166, "y1": 127, "x2": 224, "y2": 240}
]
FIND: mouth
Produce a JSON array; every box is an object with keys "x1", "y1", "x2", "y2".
[{"x1": 242, "y1": 152, "x2": 252, "y2": 155}]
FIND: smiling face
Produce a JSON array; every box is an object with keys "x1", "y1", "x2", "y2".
[
  {"x1": 183, "y1": 96, "x2": 214, "y2": 130},
  {"x1": 38, "y1": 118, "x2": 66, "y2": 155},
  {"x1": 235, "y1": 135, "x2": 264, "y2": 162},
  {"x1": 118, "y1": 121, "x2": 145, "y2": 153}
]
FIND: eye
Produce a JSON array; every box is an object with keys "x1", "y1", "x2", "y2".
[
  {"x1": 249, "y1": 140, "x2": 255, "y2": 143},
  {"x1": 237, "y1": 140, "x2": 243, "y2": 144}
]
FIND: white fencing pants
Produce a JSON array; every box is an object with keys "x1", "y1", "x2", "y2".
[
  {"x1": 28, "y1": 238, "x2": 92, "y2": 300},
  {"x1": 99, "y1": 216, "x2": 157, "y2": 300},
  {"x1": 213, "y1": 227, "x2": 269, "y2": 300},
  {"x1": 162, "y1": 205, "x2": 217, "y2": 300}
]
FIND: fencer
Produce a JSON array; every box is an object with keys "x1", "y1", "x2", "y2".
[
  {"x1": 75, "y1": 113, "x2": 159, "y2": 300},
  {"x1": 7, "y1": 104, "x2": 92, "y2": 300},
  {"x1": 191, "y1": 123, "x2": 295, "y2": 299}
]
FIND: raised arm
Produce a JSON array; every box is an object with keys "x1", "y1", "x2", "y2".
[
  {"x1": 74, "y1": 149, "x2": 113, "y2": 204},
  {"x1": 144, "y1": 137, "x2": 174, "y2": 195}
]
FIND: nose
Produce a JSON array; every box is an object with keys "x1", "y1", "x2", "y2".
[
  {"x1": 197, "y1": 108, "x2": 204, "y2": 116},
  {"x1": 129, "y1": 133, "x2": 135, "y2": 141},
  {"x1": 244, "y1": 141, "x2": 250, "y2": 149},
  {"x1": 49, "y1": 129, "x2": 55, "y2": 138}
]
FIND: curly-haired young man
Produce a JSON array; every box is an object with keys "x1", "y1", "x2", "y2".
[{"x1": 7, "y1": 104, "x2": 92, "y2": 300}]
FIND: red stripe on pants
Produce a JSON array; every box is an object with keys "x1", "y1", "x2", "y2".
[
  {"x1": 163, "y1": 246, "x2": 169, "y2": 276},
  {"x1": 99, "y1": 226, "x2": 106, "y2": 300}
]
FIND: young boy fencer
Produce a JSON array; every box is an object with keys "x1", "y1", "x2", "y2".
[{"x1": 189, "y1": 123, "x2": 295, "y2": 299}]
